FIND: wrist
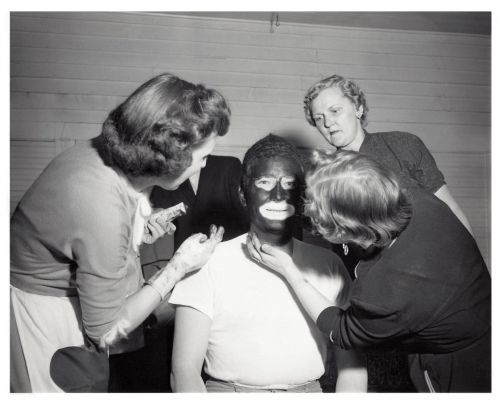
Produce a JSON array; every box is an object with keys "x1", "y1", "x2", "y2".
[
  {"x1": 144, "y1": 265, "x2": 178, "y2": 300},
  {"x1": 283, "y1": 263, "x2": 303, "y2": 286},
  {"x1": 168, "y1": 253, "x2": 191, "y2": 280}
]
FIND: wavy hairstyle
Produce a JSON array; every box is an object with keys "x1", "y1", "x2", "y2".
[
  {"x1": 304, "y1": 150, "x2": 412, "y2": 248},
  {"x1": 94, "y1": 73, "x2": 230, "y2": 178},
  {"x1": 303, "y1": 74, "x2": 369, "y2": 128}
]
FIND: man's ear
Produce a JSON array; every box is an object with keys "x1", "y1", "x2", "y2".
[{"x1": 238, "y1": 187, "x2": 247, "y2": 207}]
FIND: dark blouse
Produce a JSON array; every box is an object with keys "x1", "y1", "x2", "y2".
[{"x1": 359, "y1": 131, "x2": 445, "y2": 193}]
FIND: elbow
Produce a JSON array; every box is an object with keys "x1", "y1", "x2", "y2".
[
  {"x1": 335, "y1": 349, "x2": 368, "y2": 392},
  {"x1": 171, "y1": 361, "x2": 205, "y2": 392},
  {"x1": 98, "y1": 319, "x2": 133, "y2": 350},
  {"x1": 336, "y1": 367, "x2": 368, "y2": 392},
  {"x1": 170, "y1": 365, "x2": 184, "y2": 392},
  {"x1": 83, "y1": 305, "x2": 134, "y2": 349},
  {"x1": 170, "y1": 370, "x2": 177, "y2": 392}
]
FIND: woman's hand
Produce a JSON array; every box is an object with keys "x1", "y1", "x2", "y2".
[
  {"x1": 170, "y1": 225, "x2": 224, "y2": 279},
  {"x1": 245, "y1": 232, "x2": 296, "y2": 280},
  {"x1": 246, "y1": 232, "x2": 334, "y2": 324},
  {"x1": 142, "y1": 217, "x2": 176, "y2": 244}
]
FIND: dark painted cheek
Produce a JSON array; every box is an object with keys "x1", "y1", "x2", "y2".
[
  {"x1": 256, "y1": 192, "x2": 272, "y2": 205},
  {"x1": 284, "y1": 190, "x2": 295, "y2": 203},
  {"x1": 246, "y1": 193, "x2": 268, "y2": 218},
  {"x1": 286, "y1": 188, "x2": 301, "y2": 205}
]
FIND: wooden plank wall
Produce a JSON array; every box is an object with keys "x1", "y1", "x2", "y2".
[{"x1": 10, "y1": 12, "x2": 491, "y2": 265}]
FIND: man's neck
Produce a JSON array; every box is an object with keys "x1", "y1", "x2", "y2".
[{"x1": 250, "y1": 226, "x2": 293, "y2": 256}]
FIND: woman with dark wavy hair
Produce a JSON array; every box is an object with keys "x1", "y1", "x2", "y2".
[
  {"x1": 10, "y1": 73, "x2": 228, "y2": 392},
  {"x1": 247, "y1": 150, "x2": 490, "y2": 392}
]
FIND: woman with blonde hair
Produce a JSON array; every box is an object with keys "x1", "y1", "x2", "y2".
[{"x1": 247, "y1": 150, "x2": 490, "y2": 392}]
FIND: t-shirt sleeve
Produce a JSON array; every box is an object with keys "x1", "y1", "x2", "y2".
[
  {"x1": 169, "y1": 263, "x2": 215, "y2": 320},
  {"x1": 402, "y1": 133, "x2": 445, "y2": 193}
]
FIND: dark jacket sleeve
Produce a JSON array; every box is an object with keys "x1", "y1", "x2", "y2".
[
  {"x1": 197, "y1": 156, "x2": 249, "y2": 240},
  {"x1": 225, "y1": 157, "x2": 250, "y2": 230},
  {"x1": 316, "y1": 297, "x2": 408, "y2": 350},
  {"x1": 403, "y1": 132, "x2": 445, "y2": 193}
]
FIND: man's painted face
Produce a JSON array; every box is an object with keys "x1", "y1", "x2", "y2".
[{"x1": 245, "y1": 156, "x2": 303, "y2": 235}]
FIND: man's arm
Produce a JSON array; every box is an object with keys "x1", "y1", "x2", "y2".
[
  {"x1": 334, "y1": 347, "x2": 368, "y2": 392},
  {"x1": 434, "y1": 184, "x2": 474, "y2": 235},
  {"x1": 171, "y1": 305, "x2": 211, "y2": 392},
  {"x1": 329, "y1": 257, "x2": 367, "y2": 392}
]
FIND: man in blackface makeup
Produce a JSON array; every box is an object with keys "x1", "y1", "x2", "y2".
[{"x1": 169, "y1": 134, "x2": 367, "y2": 393}]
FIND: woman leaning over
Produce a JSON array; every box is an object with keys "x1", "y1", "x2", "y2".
[
  {"x1": 247, "y1": 150, "x2": 490, "y2": 392},
  {"x1": 10, "y1": 73, "x2": 228, "y2": 392}
]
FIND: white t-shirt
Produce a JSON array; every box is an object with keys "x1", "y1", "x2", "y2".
[{"x1": 169, "y1": 234, "x2": 351, "y2": 388}]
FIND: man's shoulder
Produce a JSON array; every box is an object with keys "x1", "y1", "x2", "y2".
[
  {"x1": 294, "y1": 239, "x2": 350, "y2": 299},
  {"x1": 210, "y1": 233, "x2": 247, "y2": 261},
  {"x1": 294, "y1": 239, "x2": 341, "y2": 265},
  {"x1": 295, "y1": 237, "x2": 331, "y2": 253}
]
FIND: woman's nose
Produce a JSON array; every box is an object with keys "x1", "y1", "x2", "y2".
[{"x1": 324, "y1": 114, "x2": 335, "y2": 128}]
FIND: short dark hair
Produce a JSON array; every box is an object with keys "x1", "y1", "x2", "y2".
[
  {"x1": 95, "y1": 73, "x2": 230, "y2": 178},
  {"x1": 241, "y1": 134, "x2": 305, "y2": 195},
  {"x1": 305, "y1": 149, "x2": 412, "y2": 248},
  {"x1": 303, "y1": 74, "x2": 369, "y2": 128}
]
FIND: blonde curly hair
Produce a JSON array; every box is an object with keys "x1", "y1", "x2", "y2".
[{"x1": 304, "y1": 149, "x2": 412, "y2": 248}]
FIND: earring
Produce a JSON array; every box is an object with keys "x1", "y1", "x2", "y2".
[
  {"x1": 355, "y1": 111, "x2": 362, "y2": 119},
  {"x1": 342, "y1": 243, "x2": 349, "y2": 256}
]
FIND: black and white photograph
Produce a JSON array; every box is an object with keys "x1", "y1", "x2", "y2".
[{"x1": 5, "y1": 1, "x2": 496, "y2": 396}]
